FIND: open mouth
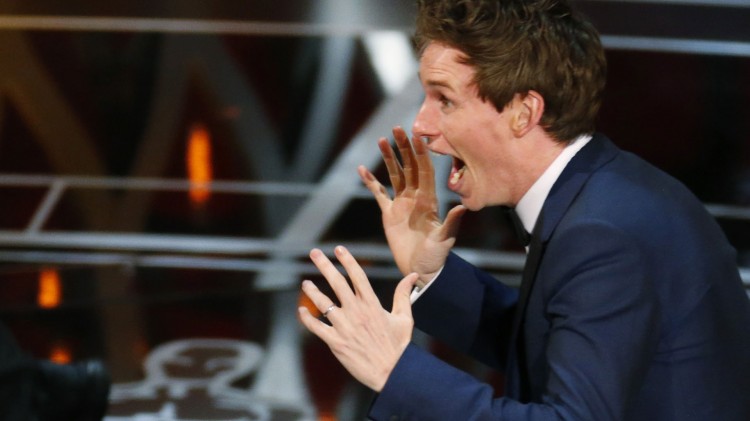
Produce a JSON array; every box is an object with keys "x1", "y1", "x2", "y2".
[{"x1": 449, "y1": 157, "x2": 467, "y2": 186}]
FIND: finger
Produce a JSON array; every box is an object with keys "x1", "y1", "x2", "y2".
[
  {"x1": 378, "y1": 138, "x2": 405, "y2": 194},
  {"x1": 393, "y1": 127, "x2": 418, "y2": 191},
  {"x1": 358, "y1": 165, "x2": 393, "y2": 211},
  {"x1": 437, "y1": 204, "x2": 467, "y2": 241},
  {"x1": 310, "y1": 248, "x2": 356, "y2": 304},
  {"x1": 300, "y1": 280, "x2": 336, "y2": 313},
  {"x1": 412, "y1": 132, "x2": 436, "y2": 198},
  {"x1": 298, "y1": 306, "x2": 335, "y2": 342},
  {"x1": 334, "y1": 245, "x2": 378, "y2": 303},
  {"x1": 392, "y1": 273, "x2": 420, "y2": 316}
]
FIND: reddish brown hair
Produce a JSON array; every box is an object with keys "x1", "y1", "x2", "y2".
[{"x1": 415, "y1": 0, "x2": 607, "y2": 142}]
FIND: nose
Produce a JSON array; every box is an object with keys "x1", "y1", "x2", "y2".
[{"x1": 411, "y1": 99, "x2": 439, "y2": 146}]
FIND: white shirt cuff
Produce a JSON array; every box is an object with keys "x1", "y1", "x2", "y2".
[{"x1": 409, "y1": 266, "x2": 444, "y2": 304}]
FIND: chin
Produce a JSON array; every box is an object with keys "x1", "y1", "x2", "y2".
[{"x1": 460, "y1": 198, "x2": 484, "y2": 212}]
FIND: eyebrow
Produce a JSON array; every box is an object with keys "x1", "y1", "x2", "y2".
[
  {"x1": 422, "y1": 77, "x2": 455, "y2": 93},
  {"x1": 417, "y1": 67, "x2": 460, "y2": 94}
]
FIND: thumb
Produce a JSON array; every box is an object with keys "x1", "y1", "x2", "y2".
[
  {"x1": 439, "y1": 204, "x2": 467, "y2": 241},
  {"x1": 392, "y1": 272, "x2": 420, "y2": 316}
]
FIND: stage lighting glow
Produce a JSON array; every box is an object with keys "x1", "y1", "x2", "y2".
[
  {"x1": 187, "y1": 122, "x2": 213, "y2": 205},
  {"x1": 363, "y1": 31, "x2": 417, "y2": 96},
  {"x1": 38, "y1": 268, "x2": 61, "y2": 309}
]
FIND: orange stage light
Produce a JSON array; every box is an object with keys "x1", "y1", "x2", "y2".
[
  {"x1": 186, "y1": 122, "x2": 213, "y2": 205},
  {"x1": 38, "y1": 268, "x2": 62, "y2": 309},
  {"x1": 318, "y1": 411, "x2": 337, "y2": 421},
  {"x1": 49, "y1": 342, "x2": 72, "y2": 365}
]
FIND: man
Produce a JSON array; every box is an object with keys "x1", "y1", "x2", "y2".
[{"x1": 298, "y1": 0, "x2": 750, "y2": 419}]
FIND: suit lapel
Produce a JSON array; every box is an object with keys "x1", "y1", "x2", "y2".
[
  {"x1": 505, "y1": 134, "x2": 620, "y2": 400},
  {"x1": 539, "y1": 134, "x2": 619, "y2": 242},
  {"x1": 507, "y1": 215, "x2": 545, "y2": 401}
]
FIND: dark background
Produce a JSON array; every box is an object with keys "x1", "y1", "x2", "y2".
[{"x1": 0, "y1": 0, "x2": 748, "y2": 419}]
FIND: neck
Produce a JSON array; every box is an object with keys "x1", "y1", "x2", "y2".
[{"x1": 510, "y1": 131, "x2": 565, "y2": 206}]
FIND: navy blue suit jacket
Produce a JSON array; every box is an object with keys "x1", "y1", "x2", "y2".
[{"x1": 370, "y1": 134, "x2": 750, "y2": 420}]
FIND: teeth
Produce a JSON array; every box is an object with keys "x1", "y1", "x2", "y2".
[{"x1": 450, "y1": 167, "x2": 466, "y2": 185}]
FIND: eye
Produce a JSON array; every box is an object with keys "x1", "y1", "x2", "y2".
[{"x1": 439, "y1": 94, "x2": 453, "y2": 108}]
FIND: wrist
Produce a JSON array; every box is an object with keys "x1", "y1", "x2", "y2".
[{"x1": 418, "y1": 266, "x2": 443, "y2": 288}]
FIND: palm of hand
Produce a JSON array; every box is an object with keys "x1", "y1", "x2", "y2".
[
  {"x1": 383, "y1": 187, "x2": 451, "y2": 282},
  {"x1": 361, "y1": 127, "x2": 465, "y2": 285}
]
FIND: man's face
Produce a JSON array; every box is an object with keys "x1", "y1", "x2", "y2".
[{"x1": 413, "y1": 42, "x2": 528, "y2": 210}]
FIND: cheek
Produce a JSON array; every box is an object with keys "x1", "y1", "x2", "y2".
[
  {"x1": 469, "y1": 151, "x2": 514, "y2": 195},
  {"x1": 464, "y1": 138, "x2": 498, "y2": 169}
]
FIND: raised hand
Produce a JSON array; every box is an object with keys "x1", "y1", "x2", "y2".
[
  {"x1": 358, "y1": 127, "x2": 466, "y2": 287},
  {"x1": 297, "y1": 246, "x2": 419, "y2": 392}
]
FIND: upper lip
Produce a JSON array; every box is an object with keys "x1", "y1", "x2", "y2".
[{"x1": 428, "y1": 147, "x2": 465, "y2": 173}]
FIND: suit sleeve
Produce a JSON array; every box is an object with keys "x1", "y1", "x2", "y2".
[
  {"x1": 369, "y1": 221, "x2": 659, "y2": 420},
  {"x1": 411, "y1": 252, "x2": 519, "y2": 370}
]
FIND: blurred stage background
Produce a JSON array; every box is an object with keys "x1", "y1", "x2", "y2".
[{"x1": 0, "y1": 0, "x2": 748, "y2": 419}]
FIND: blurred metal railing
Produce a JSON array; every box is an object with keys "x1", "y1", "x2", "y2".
[{"x1": 0, "y1": 173, "x2": 748, "y2": 291}]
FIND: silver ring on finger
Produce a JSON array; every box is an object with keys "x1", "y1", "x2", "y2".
[{"x1": 323, "y1": 304, "x2": 337, "y2": 318}]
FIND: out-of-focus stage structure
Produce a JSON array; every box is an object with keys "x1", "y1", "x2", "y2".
[{"x1": 0, "y1": 1, "x2": 748, "y2": 419}]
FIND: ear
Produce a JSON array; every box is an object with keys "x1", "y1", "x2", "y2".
[{"x1": 510, "y1": 90, "x2": 545, "y2": 137}]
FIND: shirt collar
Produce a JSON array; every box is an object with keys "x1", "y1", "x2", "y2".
[{"x1": 515, "y1": 134, "x2": 592, "y2": 234}]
